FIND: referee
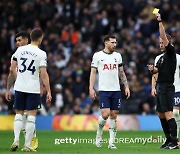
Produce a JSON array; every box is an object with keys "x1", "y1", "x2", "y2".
[{"x1": 148, "y1": 13, "x2": 178, "y2": 149}]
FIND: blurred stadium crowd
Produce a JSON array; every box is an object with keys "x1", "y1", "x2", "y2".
[{"x1": 0, "y1": 0, "x2": 179, "y2": 115}]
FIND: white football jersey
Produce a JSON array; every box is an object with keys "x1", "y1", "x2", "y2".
[
  {"x1": 154, "y1": 53, "x2": 163, "y2": 66},
  {"x1": 174, "y1": 54, "x2": 180, "y2": 92},
  {"x1": 154, "y1": 53, "x2": 180, "y2": 92},
  {"x1": 91, "y1": 50, "x2": 122, "y2": 91},
  {"x1": 13, "y1": 44, "x2": 47, "y2": 93}
]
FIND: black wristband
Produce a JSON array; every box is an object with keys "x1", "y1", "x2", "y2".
[{"x1": 158, "y1": 20, "x2": 162, "y2": 23}]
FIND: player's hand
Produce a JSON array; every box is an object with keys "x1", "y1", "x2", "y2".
[
  {"x1": 46, "y1": 92, "x2": 52, "y2": 103},
  {"x1": 156, "y1": 13, "x2": 161, "y2": 21},
  {"x1": 89, "y1": 88, "x2": 96, "y2": 100},
  {"x1": 151, "y1": 87, "x2": 157, "y2": 97},
  {"x1": 124, "y1": 87, "x2": 130, "y2": 99},
  {"x1": 147, "y1": 64, "x2": 154, "y2": 72},
  {"x1": 5, "y1": 90, "x2": 11, "y2": 101}
]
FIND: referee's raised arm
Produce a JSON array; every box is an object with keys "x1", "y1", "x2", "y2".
[{"x1": 156, "y1": 13, "x2": 169, "y2": 47}]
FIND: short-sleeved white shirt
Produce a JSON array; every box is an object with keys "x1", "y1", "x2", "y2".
[
  {"x1": 13, "y1": 44, "x2": 47, "y2": 93},
  {"x1": 91, "y1": 50, "x2": 122, "y2": 91},
  {"x1": 154, "y1": 53, "x2": 180, "y2": 92},
  {"x1": 174, "y1": 54, "x2": 180, "y2": 92}
]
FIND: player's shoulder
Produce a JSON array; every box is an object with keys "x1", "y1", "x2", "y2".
[
  {"x1": 93, "y1": 50, "x2": 103, "y2": 57},
  {"x1": 95, "y1": 50, "x2": 103, "y2": 54},
  {"x1": 38, "y1": 48, "x2": 46, "y2": 55},
  {"x1": 16, "y1": 44, "x2": 28, "y2": 51},
  {"x1": 29, "y1": 44, "x2": 46, "y2": 56},
  {"x1": 113, "y1": 51, "x2": 121, "y2": 56},
  {"x1": 19, "y1": 44, "x2": 30, "y2": 49},
  {"x1": 176, "y1": 54, "x2": 180, "y2": 64},
  {"x1": 155, "y1": 53, "x2": 163, "y2": 59},
  {"x1": 113, "y1": 51, "x2": 122, "y2": 59}
]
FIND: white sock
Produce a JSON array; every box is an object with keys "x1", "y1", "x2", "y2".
[
  {"x1": 22, "y1": 113, "x2": 27, "y2": 132},
  {"x1": 173, "y1": 109, "x2": 180, "y2": 138},
  {"x1": 25, "y1": 116, "x2": 36, "y2": 147},
  {"x1": 109, "y1": 119, "x2": 117, "y2": 145},
  {"x1": 14, "y1": 114, "x2": 23, "y2": 143},
  {"x1": 33, "y1": 129, "x2": 37, "y2": 137},
  {"x1": 96, "y1": 116, "x2": 106, "y2": 138}
]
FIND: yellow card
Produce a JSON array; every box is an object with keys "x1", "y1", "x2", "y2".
[{"x1": 153, "y1": 8, "x2": 159, "y2": 14}]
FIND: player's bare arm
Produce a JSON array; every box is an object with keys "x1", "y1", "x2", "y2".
[
  {"x1": 40, "y1": 67, "x2": 52, "y2": 103},
  {"x1": 40, "y1": 77, "x2": 44, "y2": 97},
  {"x1": 119, "y1": 66, "x2": 130, "y2": 99},
  {"x1": 156, "y1": 13, "x2": 169, "y2": 46},
  {"x1": 151, "y1": 73, "x2": 158, "y2": 97},
  {"x1": 89, "y1": 67, "x2": 97, "y2": 100},
  {"x1": 5, "y1": 60, "x2": 17, "y2": 101}
]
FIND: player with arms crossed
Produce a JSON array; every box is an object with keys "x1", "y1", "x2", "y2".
[
  {"x1": 148, "y1": 13, "x2": 179, "y2": 149},
  {"x1": 89, "y1": 35, "x2": 130, "y2": 149},
  {"x1": 6, "y1": 29, "x2": 52, "y2": 152},
  {"x1": 6, "y1": 31, "x2": 39, "y2": 151}
]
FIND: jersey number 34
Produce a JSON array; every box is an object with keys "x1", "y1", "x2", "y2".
[{"x1": 19, "y1": 57, "x2": 36, "y2": 75}]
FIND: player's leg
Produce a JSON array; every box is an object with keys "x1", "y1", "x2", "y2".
[
  {"x1": 163, "y1": 86, "x2": 179, "y2": 149},
  {"x1": 22, "y1": 111, "x2": 27, "y2": 135},
  {"x1": 108, "y1": 110, "x2": 118, "y2": 149},
  {"x1": 158, "y1": 112, "x2": 171, "y2": 149},
  {"x1": 11, "y1": 110, "x2": 24, "y2": 151},
  {"x1": 31, "y1": 104, "x2": 41, "y2": 150},
  {"x1": 164, "y1": 111, "x2": 179, "y2": 149},
  {"x1": 96, "y1": 91, "x2": 110, "y2": 147},
  {"x1": 22, "y1": 109, "x2": 37, "y2": 152},
  {"x1": 108, "y1": 91, "x2": 121, "y2": 149},
  {"x1": 173, "y1": 107, "x2": 180, "y2": 139},
  {"x1": 10, "y1": 91, "x2": 25, "y2": 151},
  {"x1": 96, "y1": 108, "x2": 110, "y2": 147},
  {"x1": 22, "y1": 93, "x2": 40, "y2": 152},
  {"x1": 173, "y1": 92, "x2": 180, "y2": 140},
  {"x1": 22, "y1": 110, "x2": 38, "y2": 150},
  {"x1": 157, "y1": 85, "x2": 178, "y2": 149}
]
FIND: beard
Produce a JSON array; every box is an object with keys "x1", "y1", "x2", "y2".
[
  {"x1": 160, "y1": 47, "x2": 165, "y2": 52},
  {"x1": 109, "y1": 47, "x2": 115, "y2": 52}
]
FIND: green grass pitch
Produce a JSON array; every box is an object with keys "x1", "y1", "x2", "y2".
[{"x1": 0, "y1": 131, "x2": 179, "y2": 154}]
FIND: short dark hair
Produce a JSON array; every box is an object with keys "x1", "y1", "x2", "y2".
[
  {"x1": 30, "y1": 29, "x2": 43, "y2": 42},
  {"x1": 103, "y1": 35, "x2": 116, "y2": 43},
  {"x1": 15, "y1": 31, "x2": 30, "y2": 42}
]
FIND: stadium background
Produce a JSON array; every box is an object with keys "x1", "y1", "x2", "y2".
[{"x1": 0, "y1": 0, "x2": 179, "y2": 132}]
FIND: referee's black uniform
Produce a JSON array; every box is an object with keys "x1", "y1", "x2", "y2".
[
  {"x1": 155, "y1": 42, "x2": 179, "y2": 148},
  {"x1": 155, "y1": 43, "x2": 176, "y2": 112}
]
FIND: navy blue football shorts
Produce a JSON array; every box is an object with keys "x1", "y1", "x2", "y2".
[
  {"x1": 14, "y1": 90, "x2": 41, "y2": 110},
  {"x1": 99, "y1": 91, "x2": 122, "y2": 110},
  {"x1": 174, "y1": 92, "x2": 180, "y2": 107}
]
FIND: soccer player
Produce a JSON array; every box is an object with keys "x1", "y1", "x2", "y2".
[
  {"x1": 173, "y1": 54, "x2": 180, "y2": 143},
  {"x1": 6, "y1": 29, "x2": 52, "y2": 152},
  {"x1": 148, "y1": 13, "x2": 179, "y2": 149},
  {"x1": 89, "y1": 35, "x2": 130, "y2": 149},
  {"x1": 6, "y1": 32, "x2": 39, "y2": 151}
]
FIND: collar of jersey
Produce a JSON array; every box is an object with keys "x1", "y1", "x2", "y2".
[
  {"x1": 103, "y1": 50, "x2": 113, "y2": 54},
  {"x1": 30, "y1": 44, "x2": 38, "y2": 47}
]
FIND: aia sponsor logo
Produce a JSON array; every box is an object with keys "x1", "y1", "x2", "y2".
[{"x1": 103, "y1": 64, "x2": 117, "y2": 70}]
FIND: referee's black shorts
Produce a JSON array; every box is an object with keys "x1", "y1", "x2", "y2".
[{"x1": 156, "y1": 83, "x2": 175, "y2": 112}]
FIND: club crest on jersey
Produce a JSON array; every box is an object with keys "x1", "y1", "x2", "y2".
[{"x1": 103, "y1": 64, "x2": 117, "y2": 70}]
